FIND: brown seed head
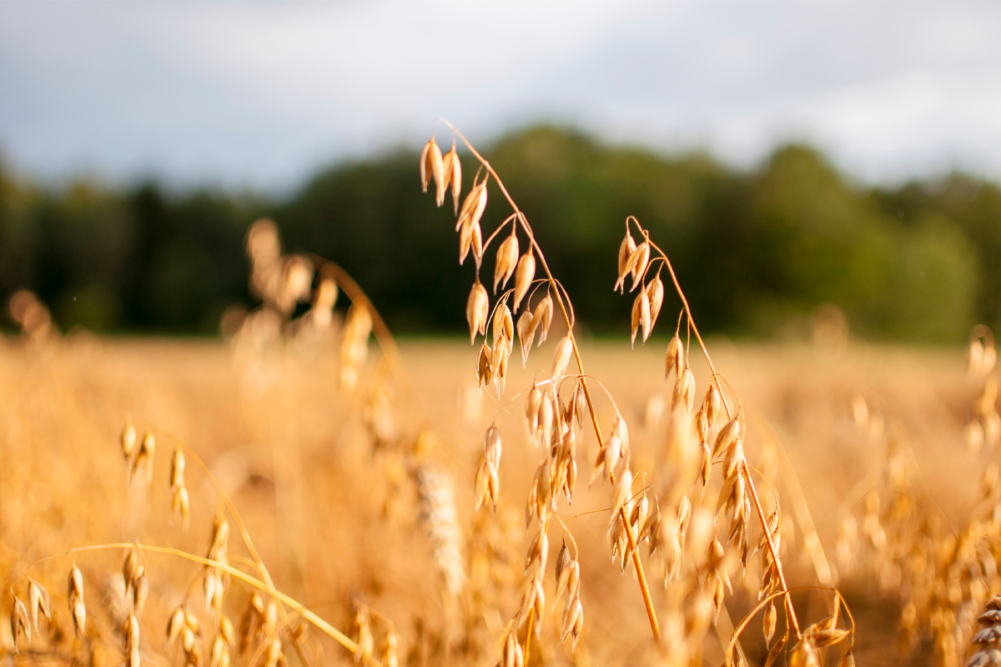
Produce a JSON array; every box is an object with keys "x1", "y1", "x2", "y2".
[
  {"x1": 631, "y1": 289, "x2": 651, "y2": 346},
  {"x1": 646, "y1": 277, "x2": 664, "y2": 327},
  {"x1": 494, "y1": 234, "x2": 520, "y2": 293},
  {"x1": 466, "y1": 282, "x2": 489, "y2": 344},
  {"x1": 532, "y1": 294, "x2": 554, "y2": 346},
  {"x1": 552, "y1": 336, "x2": 574, "y2": 380},
  {"x1": 512, "y1": 251, "x2": 536, "y2": 312},
  {"x1": 27, "y1": 578, "x2": 51, "y2": 632},
  {"x1": 122, "y1": 417, "x2": 137, "y2": 460},
  {"x1": 420, "y1": 136, "x2": 444, "y2": 195},
  {"x1": 665, "y1": 335, "x2": 684, "y2": 380},
  {"x1": 444, "y1": 144, "x2": 462, "y2": 211},
  {"x1": 618, "y1": 231, "x2": 637, "y2": 277}
]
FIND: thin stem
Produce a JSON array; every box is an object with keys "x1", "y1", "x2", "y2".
[{"x1": 439, "y1": 120, "x2": 661, "y2": 642}]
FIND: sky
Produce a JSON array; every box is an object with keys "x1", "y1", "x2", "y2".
[{"x1": 2, "y1": 1, "x2": 1001, "y2": 193}]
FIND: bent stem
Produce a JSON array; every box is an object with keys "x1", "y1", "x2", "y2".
[
  {"x1": 637, "y1": 225, "x2": 802, "y2": 641},
  {"x1": 441, "y1": 121, "x2": 661, "y2": 642}
]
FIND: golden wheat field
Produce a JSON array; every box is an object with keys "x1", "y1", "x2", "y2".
[
  {"x1": 0, "y1": 327, "x2": 993, "y2": 667},
  {"x1": 2, "y1": 128, "x2": 1000, "y2": 667}
]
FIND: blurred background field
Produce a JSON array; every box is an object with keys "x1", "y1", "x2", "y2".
[{"x1": 0, "y1": 332, "x2": 984, "y2": 665}]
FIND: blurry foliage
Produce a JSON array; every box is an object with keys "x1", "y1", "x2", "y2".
[{"x1": 0, "y1": 127, "x2": 996, "y2": 341}]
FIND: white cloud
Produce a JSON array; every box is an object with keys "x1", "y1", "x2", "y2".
[{"x1": 1, "y1": 1, "x2": 1001, "y2": 191}]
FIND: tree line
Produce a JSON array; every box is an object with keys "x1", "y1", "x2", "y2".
[{"x1": 0, "y1": 126, "x2": 997, "y2": 342}]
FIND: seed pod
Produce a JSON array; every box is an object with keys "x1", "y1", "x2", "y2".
[
  {"x1": 494, "y1": 234, "x2": 519, "y2": 293},
  {"x1": 170, "y1": 447, "x2": 185, "y2": 489},
  {"x1": 532, "y1": 294, "x2": 553, "y2": 346},
  {"x1": 629, "y1": 242, "x2": 651, "y2": 291},
  {"x1": 133, "y1": 574, "x2": 149, "y2": 616},
  {"x1": 713, "y1": 418, "x2": 741, "y2": 459},
  {"x1": 484, "y1": 425, "x2": 502, "y2": 468},
  {"x1": 381, "y1": 630, "x2": 400, "y2": 667},
  {"x1": 552, "y1": 336, "x2": 574, "y2": 379},
  {"x1": 631, "y1": 289, "x2": 651, "y2": 346},
  {"x1": 419, "y1": 136, "x2": 444, "y2": 195},
  {"x1": 466, "y1": 282, "x2": 489, "y2": 344},
  {"x1": 122, "y1": 417, "x2": 137, "y2": 460},
  {"x1": 512, "y1": 251, "x2": 536, "y2": 312},
  {"x1": 491, "y1": 340, "x2": 509, "y2": 396},
  {"x1": 617, "y1": 231, "x2": 637, "y2": 278},
  {"x1": 611, "y1": 469, "x2": 633, "y2": 517},
  {"x1": 457, "y1": 179, "x2": 488, "y2": 236},
  {"x1": 471, "y1": 220, "x2": 483, "y2": 264},
  {"x1": 27, "y1": 578, "x2": 51, "y2": 631},
  {"x1": 763, "y1": 600, "x2": 777, "y2": 644},
  {"x1": 493, "y1": 303, "x2": 514, "y2": 344},
  {"x1": 68, "y1": 565, "x2": 84, "y2": 602},
  {"x1": 525, "y1": 383, "x2": 543, "y2": 434},
  {"x1": 11, "y1": 596, "x2": 30, "y2": 651},
  {"x1": 167, "y1": 607, "x2": 186, "y2": 645},
  {"x1": 72, "y1": 597, "x2": 86, "y2": 638},
  {"x1": 553, "y1": 542, "x2": 572, "y2": 605},
  {"x1": 674, "y1": 366, "x2": 696, "y2": 412},
  {"x1": 516, "y1": 310, "x2": 537, "y2": 366},
  {"x1": 665, "y1": 335, "x2": 684, "y2": 380},
  {"x1": 476, "y1": 343, "x2": 492, "y2": 388},
  {"x1": 441, "y1": 144, "x2": 462, "y2": 213},
  {"x1": 705, "y1": 383, "x2": 722, "y2": 427},
  {"x1": 646, "y1": 277, "x2": 664, "y2": 328}
]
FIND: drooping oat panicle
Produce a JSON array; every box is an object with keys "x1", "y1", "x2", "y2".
[
  {"x1": 466, "y1": 281, "x2": 489, "y2": 343},
  {"x1": 512, "y1": 250, "x2": 536, "y2": 312},
  {"x1": 494, "y1": 234, "x2": 519, "y2": 293}
]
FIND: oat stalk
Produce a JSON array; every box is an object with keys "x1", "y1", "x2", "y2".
[
  {"x1": 437, "y1": 120, "x2": 661, "y2": 642},
  {"x1": 629, "y1": 217, "x2": 802, "y2": 641}
]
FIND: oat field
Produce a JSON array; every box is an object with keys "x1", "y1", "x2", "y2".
[{"x1": 1, "y1": 125, "x2": 999, "y2": 667}]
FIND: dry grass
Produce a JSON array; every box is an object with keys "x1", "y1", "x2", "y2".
[
  {"x1": 0, "y1": 334, "x2": 984, "y2": 666},
  {"x1": 0, "y1": 124, "x2": 997, "y2": 667}
]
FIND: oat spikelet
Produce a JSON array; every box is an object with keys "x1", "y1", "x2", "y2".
[
  {"x1": 466, "y1": 281, "x2": 488, "y2": 344},
  {"x1": 414, "y1": 465, "x2": 466, "y2": 597},
  {"x1": 68, "y1": 565, "x2": 86, "y2": 637},
  {"x1": 27, "y1": 578, "x2": 51, "y2": 632},
  {"x1": 11, "y1": 595, "x2": 30, "y2": 652},
  {"x1": 122, "y1": 416, "x2": 137, "y2": 460},
  {"x1": 512, "y1": 250, "x2": 536, "y2": 312},
  {"x1": 420, "y1": 136, "x2": 444, "y2": 196},
  {"x1": 132, "y1": 431, "x2": 155, "y2": 485},
  {"x1": 442, "y1": 144, "x2": 463, "y2": 214},
  {"x1": 494, "y1": 234, "x2": 519, "y2": 293},
  {"x1": 665, "y1": 334, "x2": 684, "y2": 380}
]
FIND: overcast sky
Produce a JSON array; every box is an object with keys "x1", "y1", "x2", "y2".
[{"x1": 2, "y1": 1, "x2": 1001, "y2": 193}]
